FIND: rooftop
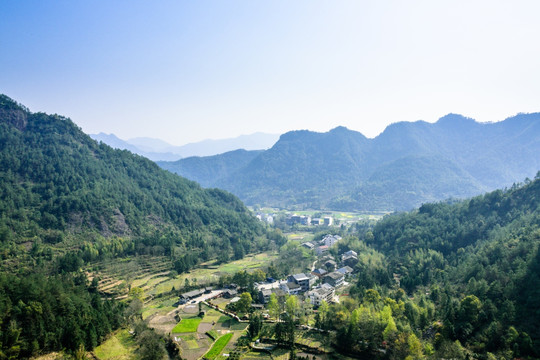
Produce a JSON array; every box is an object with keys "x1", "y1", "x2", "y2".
[{"x1": 292, "y1": 273, "x2": 309, "y2": 281}]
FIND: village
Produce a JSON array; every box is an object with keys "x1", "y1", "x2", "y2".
[
  {"x1": 163, "y1": 234, "x2": 360, "y2": 359},
  {"x1": 176, "y1": 234, "x2": 358, "y2": 319}
]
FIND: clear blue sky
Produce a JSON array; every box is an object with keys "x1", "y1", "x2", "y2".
[{"x1": 1, "y1": 1, "x2": 539, "y2": 145}]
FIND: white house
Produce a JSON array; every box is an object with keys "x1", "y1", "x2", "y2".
[
  {"x1": 307, "y1": 283, "x2": 335, "y2": 307},
  {"x1": 323, "y1": 234, "x2": 342, "y2": 247}
]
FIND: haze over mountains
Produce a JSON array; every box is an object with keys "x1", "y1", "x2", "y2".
[
  {"x1": 159, "y1": 113, "x2": 540, "y2": 211},
  {"x1": 90, "y1": 132, "x2": 279, "y2": 161}
]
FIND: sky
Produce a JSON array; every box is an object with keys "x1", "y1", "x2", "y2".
[{"x1": 1, "y1": 1, "x2": 539, "y2": 145}]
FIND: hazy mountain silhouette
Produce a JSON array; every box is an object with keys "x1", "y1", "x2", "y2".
[
  {"x1": 159, "y1": 113, "x2": 540, "y2": 211},
  {"x1": 90, "y1": 132, "x2": 279, "y2": 161}
]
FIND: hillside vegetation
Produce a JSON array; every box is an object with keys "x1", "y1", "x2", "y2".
[
  {"x1": 0, "y1": 94, "x2": 279, "y2": 358},
  {"x1": 322, "y1": 175, "x2": 540, "y2": 358},
  {"x1": 0, "y1": 94, "x2": 273, "y2": 271}
]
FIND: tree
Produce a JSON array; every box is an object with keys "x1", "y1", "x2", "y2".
[
  {"x1": 268, "y1": 293, "x2": 280, "y2": 319},
  {"x1": 365, "y1": 289, "x2": 381, "y2": 304},
  {"x1": 237, "y1": 292, "x2": 252, "y2": 314},
  {"x1": 248, "y1": 313, "x2": 263, "y2": 339},
  {"x1": 137, "y1": 329, "x2": 167, "y2": 360},
  {"x1": 129, "y1": 287, "x2": 144, "y2": 302},
  {"x1": 318, "y1": 301, "x2": 329, "y2": 329},
  {"x1": 285, "y1": 295, "x2": 299, "y2": 320}
]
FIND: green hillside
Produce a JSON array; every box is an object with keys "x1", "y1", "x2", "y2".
[
  {"x1": 0, "y1": 94, "x2": 271, "y2": 271},
  {"x1": 333, "y1": 175, "x2": 540, "y2": 357},
  {"x1": 0, "y1": 94, "x2": 279, "y2": 358}
]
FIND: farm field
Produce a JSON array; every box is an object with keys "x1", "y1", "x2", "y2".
[
  {"x1": 87, "y1": 245, "x2": 339, "y2": 359},
  {"x1": 172, "y1": 317, "x2": 203, "y2": 333},
  {"x1": 88, "y1": 251, "x2": 278, "y2": 305},
  {"x1": 203, "y1": 332, "x2": 233, "y2": 360}
]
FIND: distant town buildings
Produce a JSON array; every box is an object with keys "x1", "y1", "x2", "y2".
[
  {"x1": 287, "y1": 214, "x2": 312, "y2": 226},
  {"x1": 283, "y1": 214, "x2": 335, "y2": 227}
]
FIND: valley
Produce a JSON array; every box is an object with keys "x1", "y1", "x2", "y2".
[{"x1": 1, "y1": 95, "x2": 540, "y2": 360}]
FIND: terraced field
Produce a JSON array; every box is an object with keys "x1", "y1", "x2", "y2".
[
  {"x1": 87, "y1": 256, "x2": 174, "y2": 299},
  {"x1": 90, "y1": 251, "x2": 277, "y2": 359}
]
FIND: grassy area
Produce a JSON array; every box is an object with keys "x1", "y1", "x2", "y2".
[
  {"x1": 180, "y1": 335, "x2": 200, "y2": 349},
  {"x1": 215, "y1": 253, "x2": 274, "y2": 274},
  {"x1": 141, "y1": 296, "x2": 177, "y2": 320},
  {"x1": 172, "y1": 317, "x2": 202, "y2": 333},
  {"x1": 215, "y1": 316, "x2": 248, "y2": 331},
  {"x1": 217, "y1": 315, "x2": 230, "y2": 323},
  {"x1": 201, "y1": 307, "x2": 223, "y2": 324},
  {"x1": 149, "y1": 252, "x2": 278, "y2": 296},
  {"x1": 206, "y1": 330, "x2": 219, "y2": 340},
  {"x1": 203, "y1": 333, "x2": 233, "y2": 360},
  {"x1": 287, "y1": 232, "x2": 314, "y2": 242},
  {"x1": 93, "y1": 329, "x2": 136, "y2": 360}
]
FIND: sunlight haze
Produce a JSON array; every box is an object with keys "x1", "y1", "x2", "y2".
[{"x1": 1, "y1": 0, "x2": 539, "y2": 144}]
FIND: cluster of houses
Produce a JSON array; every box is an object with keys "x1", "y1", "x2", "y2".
[
  {"x1": 287, "y1": 214, "x2": 334, "y2": 227},
  {"x1": 301, "y1": 234, "x2": 353, "y2": 258},
  {"x1": 177, "y1": 233, "x2": 361, "y2": 311},
  {"x1": 256, "y1": 235, "x2": 358, "y2": 308},
  {"x1": 255, "y1": 212, "x2": 335, "y2": 227}
]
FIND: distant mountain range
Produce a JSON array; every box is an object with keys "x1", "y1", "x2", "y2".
[
  {"x1": 158, "y1": 113, "x2": 540, "y2": 211},
  {"x1": 90, "y1": 132, "x2": 279, "y2": 161}
]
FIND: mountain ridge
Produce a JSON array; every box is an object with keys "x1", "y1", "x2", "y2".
[
  {"x1": 91, "y1": 131, "x2": 279, "y2": 161},
  {"x1": 159, "y1": 113, "x2": 540, "y2": 211}
]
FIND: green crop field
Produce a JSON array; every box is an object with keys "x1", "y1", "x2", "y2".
[
  {"x1": 203, "y1": 333, "x2": 233, "y2": 360},
  {"x1": 172, "y1": 317, "x2": 202, "y2": 333}
]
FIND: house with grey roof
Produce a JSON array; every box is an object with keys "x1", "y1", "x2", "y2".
[
  {"x1": 307, "y1": 283, "x2": 335, "y2": 307},
  {"x1": 280, "y1": 281, "x2": 302, "y2": 295},
  {"x1": 323, "y1": 271, "x2": 345, "y2": 288},
  {"x1": 336, "y1": 266, "x2": 354, "y2": 277},
  {"x1": 287, "y1": 273, "x2": 310, "y2": 292},
  {"x1": 311, "y1": 268, "x2": 327, "y2": 278},
  {"x1": 259, "y1": 288, "x2": 273, "y2": 304}
]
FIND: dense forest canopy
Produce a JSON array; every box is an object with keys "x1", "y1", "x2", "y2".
[
  {"x1": 331, "y1": 176, "x2": 540, "y2": 358},
  {"x1": 0, "y1": 94, "x2": 275, "y2": 271}
]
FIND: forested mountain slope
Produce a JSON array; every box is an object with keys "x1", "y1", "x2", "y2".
[
  {"x1": 160, "y1": 114, "x2": 540, "y2": 211},
  {"x1": 337, "y1": 176, "x2": 540, "y2": 357},
  {"x1": 0, "y1": 94, "x2": 271, "y2": 270}
]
